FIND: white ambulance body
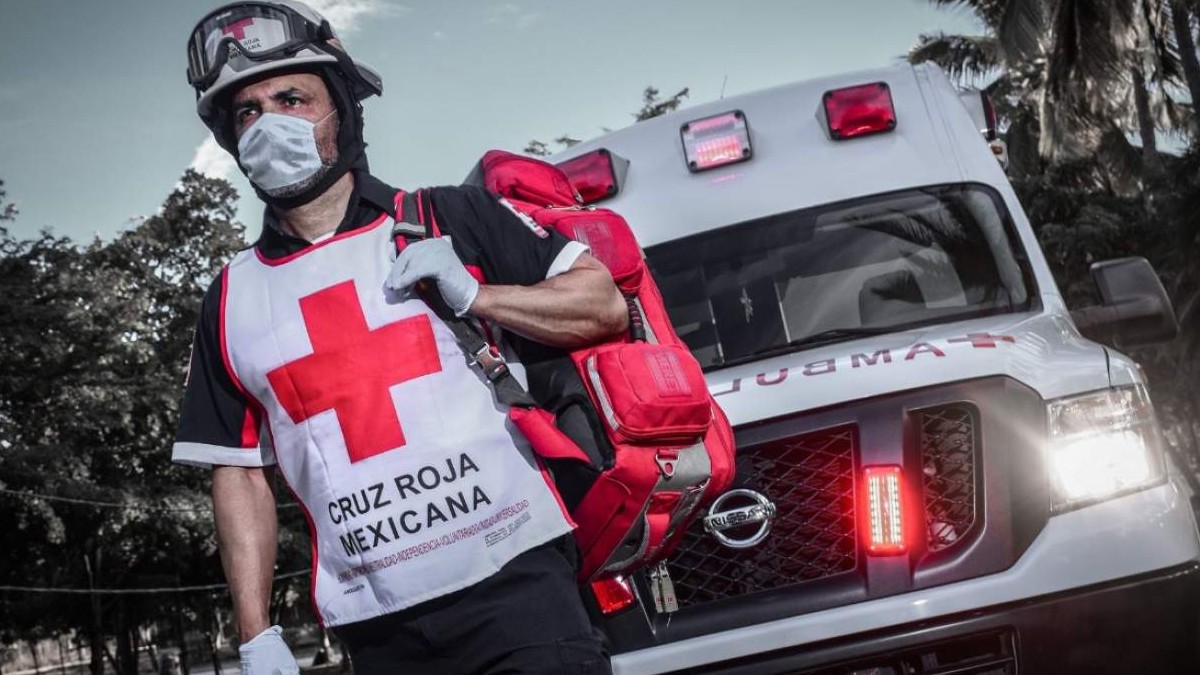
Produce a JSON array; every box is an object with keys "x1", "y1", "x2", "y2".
[{"x1": 549, "y1": 64, "x2": 1200, "y2": 674}]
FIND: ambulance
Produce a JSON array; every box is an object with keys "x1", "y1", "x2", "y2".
[{"x1": 547, "y1": 63, "x2": 1200, "y2": 674}]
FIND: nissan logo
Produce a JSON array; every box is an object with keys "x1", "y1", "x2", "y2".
[{"x1": 703, "y1": 489, "x2": 777, "y2": 549}]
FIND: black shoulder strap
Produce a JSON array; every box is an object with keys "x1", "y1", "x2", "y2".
[
  {"x1": 390, "y1": 190, "x2": 425, "y2": 241},
  {"x1": 390, "y1": 188, "x2": 536, "y2": 408}
]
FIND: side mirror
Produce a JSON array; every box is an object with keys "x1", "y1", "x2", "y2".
[{"x1": 1070, "y1": 257, "x2": 1178, "y2": 348}]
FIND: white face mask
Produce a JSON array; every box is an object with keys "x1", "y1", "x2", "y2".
[{"x1": 237, "y1": 111, "x2": 335, "y2": 196}]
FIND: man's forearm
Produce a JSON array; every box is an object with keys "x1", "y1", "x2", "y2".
[
  {"x1": 213, "y1": 465, "x2": 279, "y2": 643},
  {"x1": 469, "y1": 255, "x2": 628, "y2": 348}
]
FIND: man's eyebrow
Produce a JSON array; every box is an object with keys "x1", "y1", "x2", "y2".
[
  {"x1": 269, "y1": 87, "x2": 306, "y2": 101},
  {"x1": 232, "y1": 87, "x2": 307, "y2": 109},
  {"x1": 231, "y1": 92, "x2": 265, "y2": 110}
]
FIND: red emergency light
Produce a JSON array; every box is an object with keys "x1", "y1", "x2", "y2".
[
  {"x1": 680, "y1": 110, "x2": 752, "y2": 172},
  {"x1": 823, "y1": 82, "x2": 897, "y2": 140},
  {"x1": 862, "y1": 465, "x2": 906, "y2": 555},
  {"x1": 590, "y1": 575, "x2": 636, "y2": 614},
  {"x1": 557, "y1": 149, "x2": 621, "y2": 204}
]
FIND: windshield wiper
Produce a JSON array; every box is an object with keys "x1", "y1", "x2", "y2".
[
  {"x1": 786, "y1": 327, "x2": 896, "y2": 350},
  {"x1": 709, "y1": 327, "x2": 899, "y2": 371}
]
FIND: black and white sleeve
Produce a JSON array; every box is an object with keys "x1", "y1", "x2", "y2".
[
  {"x1": 428, "y1": 185, "x2": 588, "y2": 285},
  {"x1": 171, "y1": 274, "x2": 274, "y2": 468}
]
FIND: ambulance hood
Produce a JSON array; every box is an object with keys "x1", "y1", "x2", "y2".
[{"x1": 705, "y1": 311, "x2": 1109, "y2": 427}]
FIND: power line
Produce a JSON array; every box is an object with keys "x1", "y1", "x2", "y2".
[
  {"x1": 0, "y1": 569, "x2": 310, "y2": 595},
  {"x1": 0, "y1": 487, "x2": 300, "y2": 512},
  {"x1": 0, "y1": 487, "x2": 209, "y2": 513}
]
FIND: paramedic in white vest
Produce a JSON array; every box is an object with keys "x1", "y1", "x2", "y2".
[{"x1": 172, "y1": 2, "x2": 624, "y2": 673}]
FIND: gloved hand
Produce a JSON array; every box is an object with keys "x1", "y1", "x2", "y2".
[
  {"x1": 387, "y1": 237, "x2": 480, "y2": 317},
  {"x1": 238, "y1": 625, "x2": 300, "y2": 675}
]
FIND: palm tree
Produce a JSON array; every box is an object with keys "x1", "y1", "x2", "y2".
[
  {"x1": 911, "y1": 0, "x2": 1194, "y2": 187},
  {"x1": 1169, "y1": 1, "x2": 1200, "y2": 130}
]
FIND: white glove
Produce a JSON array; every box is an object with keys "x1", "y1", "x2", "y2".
[
  {"x1": 238, "y1": 626, "x2": 299, "y2": 675},
  {"x1": 387, "y1": 237, "x2": 480, "y2": 317}
]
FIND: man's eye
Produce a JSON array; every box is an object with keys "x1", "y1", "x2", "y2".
[{"x1": 285, "y1": 96, "x2": 303, "y2": 106}]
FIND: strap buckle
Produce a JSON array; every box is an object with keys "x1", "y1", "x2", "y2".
[
  {"x1": 391, "y1": 221, "x2": 425, "y2": 240},
  {"x1": 471, "y1": 343, "x2": 510, "y2": 382}
]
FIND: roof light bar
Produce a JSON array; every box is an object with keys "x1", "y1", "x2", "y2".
[
  {"x1": 823, "y1": 82, "x2": 896, "y2": 140},
  {"x1": 681, "y1": 110, "x2": 752, "y2": 172},
  {"x1": 862, "y1": 465, "x2": 906, "y2": 555}
]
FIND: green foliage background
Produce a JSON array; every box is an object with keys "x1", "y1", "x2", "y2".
[{"x1": 0, "y1": 173, "x2": 315, "y2": 674}]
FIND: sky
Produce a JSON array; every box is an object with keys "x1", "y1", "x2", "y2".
[{"x1": 0, "y1": 0, "x2": 983, "y2": 243}]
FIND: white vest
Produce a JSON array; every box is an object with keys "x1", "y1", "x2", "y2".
[{"x1": 220, "y1": 213, "x2": 573, "y2": 627}]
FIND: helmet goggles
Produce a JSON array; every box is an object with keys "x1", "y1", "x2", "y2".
[{"x1": 187, "y1": 2, "x2": 333, "y2": 92}]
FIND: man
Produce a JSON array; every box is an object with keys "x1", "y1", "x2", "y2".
[{"x1": 173, "y1": 2, "x2": 625, "y2": 673}]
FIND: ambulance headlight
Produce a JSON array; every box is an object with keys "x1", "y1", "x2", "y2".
[{"x1": 1046, "y1": 386, "x2": 1164, "y2": 510}]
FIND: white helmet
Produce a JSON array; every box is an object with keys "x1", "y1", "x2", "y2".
[{"x1": 186, "y1": 0, "x2": 382, "y2": 125}]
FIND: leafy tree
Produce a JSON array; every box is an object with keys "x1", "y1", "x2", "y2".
[
  {"x1": 910, "y1": 0, "x2": 1195, "y2": 187},
  {"x1": 524, "y1": 135, "x2": 583, "y2": 158},
  {"x1": 525, "y1": 86, "x2": 690, "y2": 157},
  {"x1": 1169, "y1": 1, "x2": 1200, "y2": 129},
  {"x1": 633, "y1": 86, "x2": 690, "y2": 122},
  {"x1": 0, "y1": 179, "x2": 16, "y2": 222},
  {"x1": 0, "y1": 171, "x2": 263, "y2": 674}
]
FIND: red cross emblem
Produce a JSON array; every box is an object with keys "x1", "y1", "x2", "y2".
[
  {"x1": 221, "y1": 17, "x2": 255, "y2": 41},
  {"x1": 947, "y1": 333, "x2": 1016, "y2": 348},
  {"x1": 267, "y1": 281, "x2": 442, "y2": 464}
]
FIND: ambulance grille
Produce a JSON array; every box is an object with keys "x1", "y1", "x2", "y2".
[
  {"x1": 919, "y1": 403, "x2": 979, "y2": 552},
  {"x1": 665, "y1": 425, "x2": 858, "y2": 607}
]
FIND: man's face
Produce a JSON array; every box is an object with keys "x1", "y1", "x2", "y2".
[{"x1": 231, "y1": 71, "x2": 339, "y2": 165}]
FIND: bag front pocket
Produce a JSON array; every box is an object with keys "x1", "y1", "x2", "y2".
[{"x1": 582, "y1": 343, "x2": 711, "y2": 445}]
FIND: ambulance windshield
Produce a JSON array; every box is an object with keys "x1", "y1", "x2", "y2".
[{"x1": 644, "y1": 184, "x2": 1034, "y2": 370}]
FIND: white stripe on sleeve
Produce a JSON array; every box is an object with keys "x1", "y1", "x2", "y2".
[
  {"x1": 546, "y1": 240, "x2": 589, "y2": 279},
  {"x1": 171, "y1": 441, "x2": 277, "y2": 468}
]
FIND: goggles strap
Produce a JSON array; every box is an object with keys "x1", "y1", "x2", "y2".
[{"x1": 190, "y1": 3, "x2": 322, "y2": 89}]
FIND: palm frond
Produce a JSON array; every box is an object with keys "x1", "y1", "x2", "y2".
[
  {"x1": 1045, "y1": 0, "x2": 1135, "y2": 98},
  {"x1": 1037, "y1": 83, "x2": 1110, "y2": 161},
  {"x1": 908, "y1": 32, "x2": 1004, "y2": 80},
  {"x1": 929, "y1": 0, "x2": 1009, "y2": 30},
  {"x1": 1095, "y1": 123, "x2": 1146, "y2": 194},
  {"x1": 1138, "y1": 0, "x2": 1185, "y2": 87},
  {"x1": 1036, "y1": 89, "x2": 1074, "y2": 159},
  {"x1": 996, "y1": 0, "x2": 1048, "y2": 62},
  {"x1": 1082, "y1": 59, "x2": 1186, "y2": 139}
]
